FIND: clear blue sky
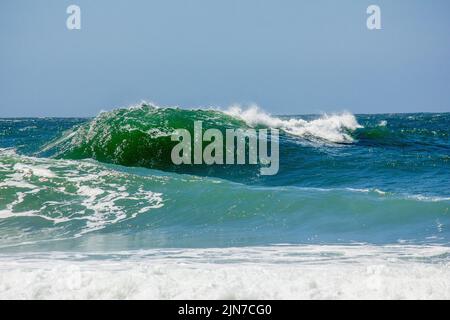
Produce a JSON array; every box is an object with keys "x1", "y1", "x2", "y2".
[{"x1": 1, "y1": 0, "x2": 450, "y2": 117}]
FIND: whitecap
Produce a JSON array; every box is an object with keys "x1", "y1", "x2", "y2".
[{"x1": 225, "y1": 105, "x2": 362, "y2": 143}]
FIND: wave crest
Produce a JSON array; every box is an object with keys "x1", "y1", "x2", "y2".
[
  {"x1": 40, "y1": 103, "x2": 362, "y2": 174},
  {"x1": 225, "y1": 105, "x2": 362, "y2": 143}
]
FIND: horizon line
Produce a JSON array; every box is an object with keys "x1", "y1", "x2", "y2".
[{"x1": 1, "y1": 110, "x2": 449, "y2": 119}]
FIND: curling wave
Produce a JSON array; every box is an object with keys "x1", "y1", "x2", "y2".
[{"x1": 40, "y1": 103, "x2": 363, "y2": 173}]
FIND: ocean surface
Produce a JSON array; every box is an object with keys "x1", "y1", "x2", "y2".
[{"x1": 0, "y1": 104, "x2": 449, "y2": 299}]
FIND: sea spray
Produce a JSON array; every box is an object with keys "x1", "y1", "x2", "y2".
[{"x1": 225, "y1": 105, "x2": 362, "y2": 143}]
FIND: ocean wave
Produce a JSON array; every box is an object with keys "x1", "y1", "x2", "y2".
[
  {"x1": 354, "y1": 113, "x2": 450, "y2": 148},
  {"x1": 225, "y1": 105, "x2": 362, "y2": 143},
  {"x1": 40, "y1": 103, "x2": 249, "y2": 171},
  {"x1": 0, "y1": 149, "x2": 164, "y2": 240},
  {"x1": 41, "y1": 103, "x2": 363, "y2": 170},
  {"x1": 1, "y1": 150, "x2": 448, "y2": 249}
]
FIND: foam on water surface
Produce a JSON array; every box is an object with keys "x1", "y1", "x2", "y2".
[
  {"x1": 0, "y1": 245, "x2": 449, "y2": 299},
  {"x1": 1, "y1": 110, "x2": 449, "y2": 299},
  {"x1": 0, "y1": 150, "x2": 164, "y2": 237},
  {"x1": 225, "y1": 105, "x2": 362, "y2": 143}
]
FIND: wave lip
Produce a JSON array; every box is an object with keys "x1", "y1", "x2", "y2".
[{"x1": 225, "y1": 105, "x2": 362, "y2": 143}]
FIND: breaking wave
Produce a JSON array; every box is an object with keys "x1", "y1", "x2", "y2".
[
  {"x1": 225, "y1": 105, "x2": 362, "y2": 143},
  {"x1": 39, "y1": 103, "x2": 362, "y2": 173}
]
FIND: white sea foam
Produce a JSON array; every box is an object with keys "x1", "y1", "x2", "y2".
[
  {"x1": 407, "y1": 194, "x2": 450, "y2": 202},
  {"x1": 0, "y1": 153, "x2": 164, "y2": 236},
  {"x1": 225, "y1": 105, "x2": 362, "y2": 143},
  {"x1": 13, "y1": 163, "x2": 56, "y2": 178},
  {"x1": 0, "y1": 148, "x2": 17, "y2": 155},
  {"x1": 18, "y1": 126, "x2": 37, "y2": 132},
  {"x1": 345, "y1": 188, "x2": 388, "y2": 196},
  {"x1": 0, "y1": 245, "x2": 449, "y2": 299}
]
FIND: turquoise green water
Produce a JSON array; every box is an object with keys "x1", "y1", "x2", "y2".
[{"x1": 0, "y1": 105, "x2": 449, "y2": 251}]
